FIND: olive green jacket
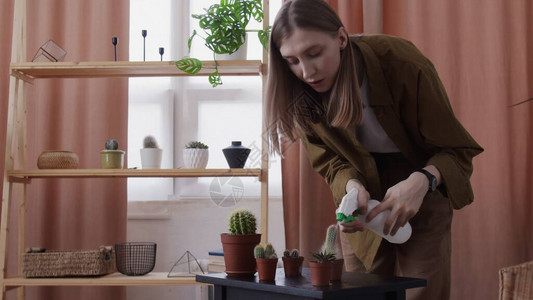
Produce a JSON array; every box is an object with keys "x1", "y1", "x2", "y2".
[{"x1": 299, "y1": 35, "x2": 483, "y2": 269}]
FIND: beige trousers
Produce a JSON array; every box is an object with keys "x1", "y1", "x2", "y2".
[
  {"x1": 340, "y1": 190, "x2": 452, "y2": 300},
  {"x1": 340, "y1": 152, "x2": 453, "y2": 300}
]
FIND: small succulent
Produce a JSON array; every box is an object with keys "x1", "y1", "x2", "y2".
[
  {"x1": 143, "y1": 135, "x2": 159, "y2": 148},
  {"x1": 185, "y1": 141, "x2": 208, "y2": 149},
  {"x1": 283, "y1": 249, "x2": 300, "y2": 258},
  {"x1": 105, "y1": 139, "x2": 119, "y2": 150},
  {"x1": 255, "y1": 243, "x2": 277, "y2": 259},
  {"x1": 228, "y1": 209, "x2": 257, "y2": 235},
  {"x1": 311, "y1": 250, "x2": 336, "y2": 263}
]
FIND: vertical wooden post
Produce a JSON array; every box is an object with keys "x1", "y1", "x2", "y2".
[
  {"x1": 260, "y1": 0, "x2": 270, "y2": 245},
  {"x1": 0, "y1": 0, "x2": 27, "y2": 299}
]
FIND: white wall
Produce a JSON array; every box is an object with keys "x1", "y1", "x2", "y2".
[{"x1": 125, "y1": 197, "x2": 285, "y2": 299}]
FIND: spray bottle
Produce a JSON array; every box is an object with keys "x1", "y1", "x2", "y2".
[{"x1": 336, "y1": 188, "x2": 412, "y2": 244}]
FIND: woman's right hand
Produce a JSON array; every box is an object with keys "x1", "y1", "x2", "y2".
[
  {"x1": 340, "y1": 179, "x2": 371, "y2": 233},
  {"x1": 339, "y1": 219, "x2": 365, "y2": 233}
]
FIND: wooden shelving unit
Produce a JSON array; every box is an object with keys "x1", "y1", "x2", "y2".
[
  {"x1": 10, "y1": 60, "x2": 263, "y2": 83},
  {"x1": 3, "y1": 273, "x2": 206, "y2": 288},
  {"x1": 0, "y1": 0, "x2": 270, "y2": 299},
  {"x1": 8, "y1": 168, "x2": 262, "y2": 181}
]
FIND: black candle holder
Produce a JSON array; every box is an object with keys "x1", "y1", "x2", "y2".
[
  {"x1": 142, "y1": 30, "x2": 147, "y2": 61},
  {"x1": 112, "y1": 37, "x2": 119, "y2": 61},
  {"x1": 159, "y1": 47, "x2": 164, "y2": 61}
]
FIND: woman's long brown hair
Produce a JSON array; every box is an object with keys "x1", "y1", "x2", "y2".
[{"x1": 265, "y1": 0, "x2": 362, "y2": 155}]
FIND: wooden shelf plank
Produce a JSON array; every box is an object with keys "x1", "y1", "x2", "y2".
[
  {"x1": 4, "y1": 272, "x2": 209, "y2": 287},
  {"x1": 8, "y1": 168, "x2": 262, "y2": 180},
  {"x1": 10, "y1": 60, "x2": 263, "y2": 80}
]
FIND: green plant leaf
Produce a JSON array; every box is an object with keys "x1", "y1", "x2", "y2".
[
  {"x1": 206, "y1": 31, "x2": 244, "y2": 54},
  {"x1": 209, "y1": 70, "x2": 222, "y2": 87},
  {"x1": 248, "y1": 0, "x2": 263, "y2": 22},
  {"x1": 175, "y1": 58, "x2": 202, "y2": 75},
  {"x1": 258, "y1": 27, "x2": 270, "y2": 50},
  {"x1": 234, "y1": 0, "x2": 251, "y2": 28},
  {"x1": 187, "y1": 30, "x2": 197, "y2": 52}
]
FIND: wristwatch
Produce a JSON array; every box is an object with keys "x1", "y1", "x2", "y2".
[{"x1": 415, "y1": 169, "x2": 437, "y2": 192}]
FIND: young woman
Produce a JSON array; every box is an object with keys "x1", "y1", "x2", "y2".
[{"x1": 265, "y1": 0, "x2": 483, "y2": 299}]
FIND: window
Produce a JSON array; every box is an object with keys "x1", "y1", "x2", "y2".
[{"x1": 128, "y1": 0, "x2": 282, "y2": 202}]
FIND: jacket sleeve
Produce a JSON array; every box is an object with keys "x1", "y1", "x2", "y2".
[
  {"x1": 298, "y1": 128, "x2": 364, "y2": 207},
  {"x1": 417, "y1": 65, "x2": 484, "y2": 209}
]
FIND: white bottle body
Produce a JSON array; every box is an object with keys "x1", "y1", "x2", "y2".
[{"x1": 359, "y1": 200, "x2": 412, "y2": 244}]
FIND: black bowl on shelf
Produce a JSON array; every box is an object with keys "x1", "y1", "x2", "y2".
[{"x1": 115, "y1": 242, "x2": 157, "y2": 276}]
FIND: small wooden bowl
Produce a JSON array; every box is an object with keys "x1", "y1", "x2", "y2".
[{"x1": 37, "y1": 151, "x2": 79, "y2": 169}]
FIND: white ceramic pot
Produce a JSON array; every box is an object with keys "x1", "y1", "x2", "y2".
[
  {"x1": 215, "y1": 38, "x2": 248, "y2": 61},
  {"x1": 183, "y1": 148, "x2": 209, "y2": 169},
  {"x1": 140, "y1": 148, "x2": 163, "y2": 169}
]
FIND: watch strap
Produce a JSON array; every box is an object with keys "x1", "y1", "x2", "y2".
[{"x1": 415, "y1": 168, "x2": 437, "y2": 192}]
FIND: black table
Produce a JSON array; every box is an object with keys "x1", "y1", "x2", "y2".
[{"x1": 196, "y1": 268, "x2": 426, "y2": 300}]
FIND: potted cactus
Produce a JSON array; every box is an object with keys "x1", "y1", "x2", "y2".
[
  {"x1": 140, "y1": 135, "x2": 163, "y2": 169},
  {"x1": 183, "y1": 141, "x2": 209, "y2": 169},
  {"x1": 309, "y1": 249, "x2": 335, "y2": 286},
  {"x1": 254, "y1": 243, "x2": 278, "y2": 282},
  {"x1": 281, "y1": 249, "x2": 304, "y2": 278},
  {"x1": 309, "y1": 225, "x2": 340, "y2": 286},
  {"x1": 322, "y1": 224, "x2": 344, "y2": 282},
  {"x1": 101, "y1": 139, "x2": 125, "y2": 169},
  {"x1": 220, "y1": 209, "x2": 261, "y2": 278}
]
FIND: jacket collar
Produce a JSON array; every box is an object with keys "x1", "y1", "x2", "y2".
[{"x1": 351, "y1": 35, "x2": 394, "y2": 107}]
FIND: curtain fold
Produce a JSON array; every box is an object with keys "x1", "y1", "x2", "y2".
[
  {"x1": 1, "y1": 1, "x2": 129, "y2": 299},
  {"x1": 281, "y1": 1, "x2": 533, "y2": 299}
]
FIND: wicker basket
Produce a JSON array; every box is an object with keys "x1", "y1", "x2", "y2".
[
  {"x1": 37, "y1": 150, "x2": 79, "y2": 169},
  {"x1": 499, "y1": 261, "x2": 533, "y2": 300},
  {"x1": 23, "y1": 246, "x2": 115, "y2": 278}
]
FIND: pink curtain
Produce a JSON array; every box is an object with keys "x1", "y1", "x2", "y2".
[
  {"x1": 1, "y1": 0, "x2": 129, "y2": 299},
  {"x1": 382, "y1": 1, "x2": 533, "y2": 299},
  {"x1": 282, "y1": 0, "x2": 533, "y2": 299}
]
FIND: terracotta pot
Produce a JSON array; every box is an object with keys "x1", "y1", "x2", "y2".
[
  {"x1": 330, "y1": 259, "x2": 344, "y2": 282},
  {"x1": 220, "y1": 233, "x2": 261, "y2": 278},
  {"x1": 309, "y1": 261, "x2": 332, "y2": 286},
  {"x1": 256, "y1": 258, "x2": 278, "y2": 282},
  {"x1": 282, "y1": 256, "x2": 304, "y2": 277}
]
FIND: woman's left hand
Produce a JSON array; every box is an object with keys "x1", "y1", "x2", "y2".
[{"x1": 365, "y1": 171, "x2": 431, "y2": 236}]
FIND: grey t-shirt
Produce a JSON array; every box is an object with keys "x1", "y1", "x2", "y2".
[{"x1": 356, "y1": 75, "x2": 400, "y2": 153}]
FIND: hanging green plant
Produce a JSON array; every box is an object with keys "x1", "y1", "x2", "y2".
[{"x1": 175, "y1": 0, "x2": 270, "y2": 87}]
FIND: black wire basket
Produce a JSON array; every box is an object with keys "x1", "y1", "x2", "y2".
[{"x1": 115, "y1": 242, "x2": 157, "y2": 276}]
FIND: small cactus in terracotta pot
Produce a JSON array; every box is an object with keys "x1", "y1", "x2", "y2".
[
  {"x1": 309, "y1": 224, "x2": 340, "y2": 287},
  {"x1": 220, "y1": 209, "x2": 261, "y2": 278},
  {"x1": 321, "y1": 224, "x2": 344, "y2": 282},
  {"x1": 140, "y1": 135, "x2": 163, "y2": 169},
  {"x1": 282, "y1": 249, "x2": 304, "y2": 277},
  {"x1": 254, "y1": 243, "x2": 278, "y2": 282}
]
